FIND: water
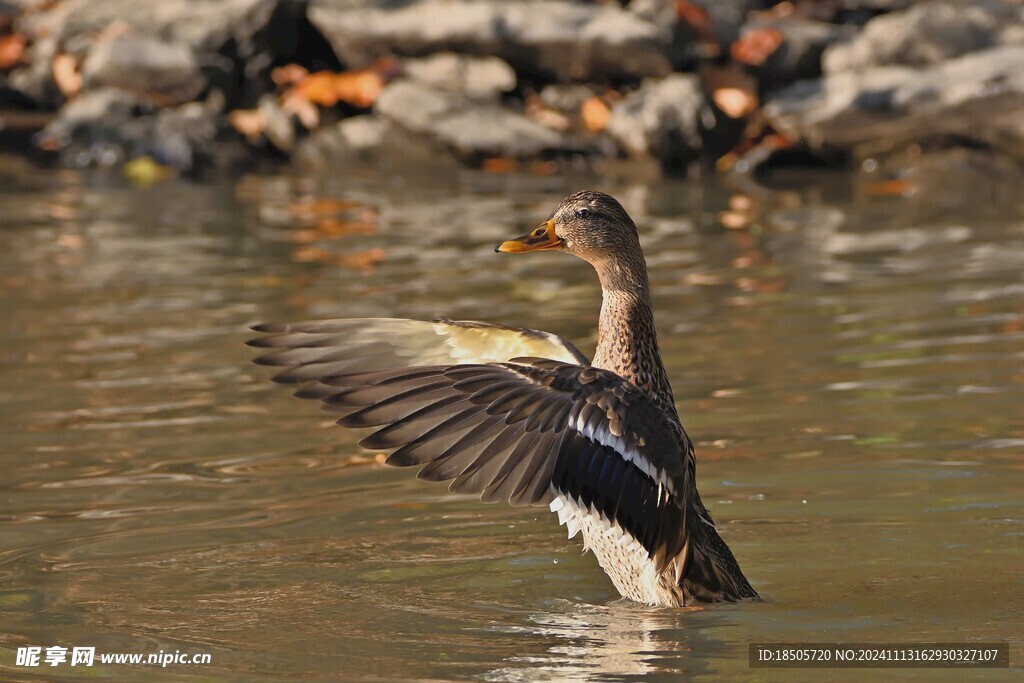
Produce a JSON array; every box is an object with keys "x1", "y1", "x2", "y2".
[{"x1": 0, "y1": 159, "x2": 1021, "y2": 681}]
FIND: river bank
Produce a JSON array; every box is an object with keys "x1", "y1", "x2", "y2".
[{"x1": 1, "y1": 0, "x2": 1023, "y2": 182}]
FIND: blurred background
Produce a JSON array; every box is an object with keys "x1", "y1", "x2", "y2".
[{"x1": 1, "y1": 1, "x2": 1022, "y2": 681}]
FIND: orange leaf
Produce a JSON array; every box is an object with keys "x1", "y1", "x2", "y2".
[
  {"x1": 289, "y1": 69, "x2": 385, "y2": 108},
  {"x1": 229, "y1": 109, "x2": 264, "y2": 142},
  {"x1": 52, "y1": 53, "x2": 82, "y2": 97},
  {"x1": 0, "y1": 33, "x2": 27, "y2": 70},
  {"x1": 732, "y1": 27, "x2": 784, "y2": 66},
  {"x1": 675, "y1": 1, "x2": 715, "y2": 40},
  {"x1": 712, "y1": 87, "x2": 758, "y2": 119},
  {"x1": 580, "y1": 96, "x2": 611, "y2": 133}
]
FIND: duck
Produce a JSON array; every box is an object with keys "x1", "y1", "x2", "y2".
[{"x1": 248, "y1": 190, "x2": 758, "y2": 607}]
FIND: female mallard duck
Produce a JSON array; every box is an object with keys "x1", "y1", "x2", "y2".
[{"x1": 249, "y1": 191, "x2": 758, "y2": 607}]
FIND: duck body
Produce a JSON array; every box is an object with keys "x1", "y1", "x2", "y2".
[{"x1": 249, "y1": 191, "x2": 758, "y2": 607}]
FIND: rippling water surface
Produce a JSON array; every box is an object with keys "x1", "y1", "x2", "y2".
[{"x1": 1, "y1": 161, "x2": 1021, "y2": 681}]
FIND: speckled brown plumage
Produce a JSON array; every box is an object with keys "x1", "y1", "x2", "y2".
[
  {"x1": 249, "y1": 190, "x2": 758, "y2": 607},
  {"x1": 550, "y1": 191, "x2": 757, "y2": 604}
]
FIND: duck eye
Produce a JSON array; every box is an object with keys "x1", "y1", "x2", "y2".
[{"x1": 575, "y1": 208, "x2": 590, "y2": 219}]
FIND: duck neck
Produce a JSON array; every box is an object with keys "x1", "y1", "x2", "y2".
[{"x1": 592, "y1": 258, "x2": 677, "y2": 420}]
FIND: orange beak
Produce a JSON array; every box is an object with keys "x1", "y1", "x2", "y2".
[{"x1": 495, "y1": 219, "x2": 562, "y2": 253}]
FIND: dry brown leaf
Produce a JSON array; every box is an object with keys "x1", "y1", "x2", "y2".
[
  {"x1": 289, "y1": 69, "x2": 385, "y2": 108},
  {"x1": 713, "y1": 87, "x2": 758, "y2": 119},
  {"x1": 0, "y1": 34, "x2": 27, "y2": 70},
  {"x1": 675, "y1": 1, "x2": 715, "y2": 40},
  {"x1": 229, "y1": 109, "x2": 264, "y2": 142},
  {"x1": 580, "y1": 96, "x2": 611, "y2": 133},
  {"x1": 52, "y1": 53, "x2": 82, "y2": 97},
  {"x1": 524, "y1": 96, "x2": 572, "y2": 132},
  {"x1": 732, "y1": 27, "x2": 784, "y2": 66}
]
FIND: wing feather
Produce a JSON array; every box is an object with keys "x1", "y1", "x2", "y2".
[{"x1": 250, "y1": 320, "x2": 695, "y2": 572}]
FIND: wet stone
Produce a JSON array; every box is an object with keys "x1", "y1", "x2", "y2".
[
  {"x1": 309, "y1": 0, "x2": 672, "y2": 81},
  {"x1": 81, "y1": 35, "x2": 205, "y2": 105},
  {"x1": 607, "y1": 74, "x2": 703, "y2": 169},
  {"x1": 402, "y1": 53, "x2": 516, "y2": 99}
]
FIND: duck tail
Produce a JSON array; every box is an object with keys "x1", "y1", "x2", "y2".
[{"x1": 680, "y1": 508, "x2": 759, "y2": 603}]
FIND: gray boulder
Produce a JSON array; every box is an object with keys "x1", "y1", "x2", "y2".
[
  {"x1": 36, "y1": 87, "x2": 222, "y2": 170},
  {"x1": 607, "y1": 74, "x2": 704, "y2": 168},
  {"x1": 740, "y1": 18, "x2": 853, "y2": 83},
  {"x1": 81, "y1": 35, "x2": 205, "y2": 105},
  {"x1": 9, "y1": 0, "x2": 278, "y2": 105},
  {"x1": 374, "y1": 79, "x2": 582, "y2": 159},
  {"x1": 402, "y1": 53, "x2": 516, "y2": 99},
  {"x1": 765, "y1": 45, "x2": 1024, "y2": 160},
  {"x1": 824, "y1": 0, "x2": 1024, "y2": 73},
  {"x1": 294, "y1": 114, "x2": 458, "y2": 169},
  {"x1": 309, "y1": 0, "x2": 672, "y2": 81}
]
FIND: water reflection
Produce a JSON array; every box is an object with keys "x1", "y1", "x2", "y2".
[{"x1": 0, "y1": 162, "x2": 1021, "y2": 680}]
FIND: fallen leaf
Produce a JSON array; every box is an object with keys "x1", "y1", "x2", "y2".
[
  {"x1": 712, "y1": 86, "x2": 758, "y2": 119},
  {"x1": 0, "y1": 33, "x2": 27, "y2": 70},
  {"x1": 52, "y1": 53, "x2": 82, "y2": 97},
  {"x1": 732, "y1": 27, "x2": 784, "y2": 66},
  {"x1": 524, "y1": 101, "x2": 572, "y2": 132},
  {"x1": 123, "y1": 156, "x2": 173, "y2": 186},
  {"x1": 580, "y1": 96, "x2": 611, "y2": 133},
  {"x1": 675, "y1": 1, "x2": 715, "y2": 41},
  {"x1": 229, "y1": 108, "x2": 264, "y2": 142},
  {"x1": 288, "y1": 68, "x2": 384, "y2": 108}
]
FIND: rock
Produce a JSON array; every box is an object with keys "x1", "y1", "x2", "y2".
[
  {"x1": 36, "y1": 87, "x2": 150, "y2": 149},
  {"x1": 9, "y1": 0, "x2": 278, "y2": 105},
  {"x1": 689, "y1": 0, "x2": 767, "y2": 47},
  {"x1": 739, "y1": 19, "x2": 852, "y2": 84},
  {"x1": 256, "y1": 93, "x2": 295, "y2": 153},
  {"x1": 308, "y1": 0, "x2": 672, "y2": 81},
  {"x1": 607, "y1": 74, "x2": 704, "y2": 169},
  {"x1": 823, "y1": 0, "x2": 1024, "y2": 73},
  {"x1": 35, "y1": 87, "x2": 222, "y2": 170},
  {"x1": 293, "y1": 114, "x2": 454, "y2": 169},
  {"x1": 402, "y1": 53, "x2": 516, "y2": 99},
  {"x1": 81, "y1": 35, "x2": 205, "y2": 105},
  {"x1": 374, "y1": 79, "x2": 583, "y2": 160},
  {"x1": 538, "y1": 84, "x2": 597, "y2": 114},
  {"x1": 765, "y1": 45, "x2": 1024, "y2": 160},
  {"x1": 14, "y1": 0, "x2": 278, "y2": 55}
]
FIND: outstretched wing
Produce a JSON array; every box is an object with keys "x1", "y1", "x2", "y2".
[
  {"x1": 250, "y1": 331, "x2": 694, "y2": 571},
  {"x1": 248, "y1": 318, "x2": 588, "y2": 384}
]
